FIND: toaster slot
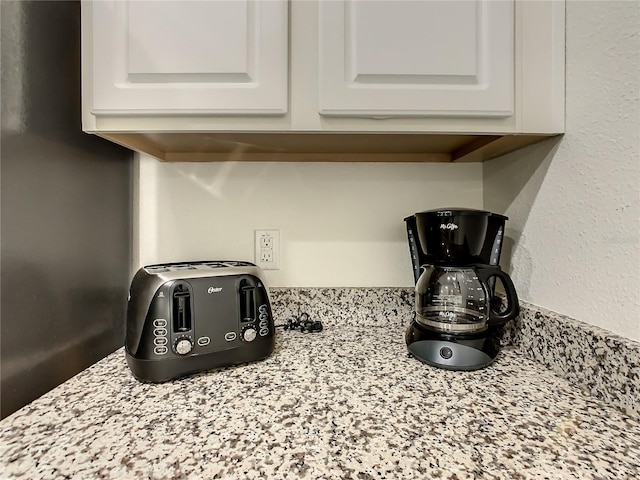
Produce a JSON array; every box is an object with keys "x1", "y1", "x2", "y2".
[
  {"x1": 240, "y1": 280, "x2": 256, "y2": 323},
  {"x1": 172, "y1": 282, "x2": 192, "y2": 332}
]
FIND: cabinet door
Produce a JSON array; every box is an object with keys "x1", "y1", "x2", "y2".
[
  {"x1": 88, "y1": 0, "x2": 288, "y2": 115},
  {"x1": 319, "y1": 0, "x2": 513, "y2": 117}
]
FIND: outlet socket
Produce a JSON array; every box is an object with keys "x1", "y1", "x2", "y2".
[{"x1": 255, "y1": 229, "x2": 280, "y2": 270}]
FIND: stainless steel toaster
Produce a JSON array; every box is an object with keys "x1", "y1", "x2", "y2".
[{"x1": 125, "y1": 261, "x2": 275, "y2": 382}]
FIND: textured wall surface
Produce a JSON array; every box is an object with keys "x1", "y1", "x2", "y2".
[
  {"x1": 136, "y1": 157, "x2": 483, "y2": 287},
  {"x1": 484, "y1": 1, "x2": 640, "y2": 341}
]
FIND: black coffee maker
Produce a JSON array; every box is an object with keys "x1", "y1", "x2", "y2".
[{"x1": 404, "y1": 208, "x2": 519, "y2": 370}]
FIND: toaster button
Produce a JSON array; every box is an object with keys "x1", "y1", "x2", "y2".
[
  {"x1": 197, "y1": 336, "x2": 211, "y2": 347},
  {"x1": 154, "y1": 346, "x2": 168, "y2": 355},
  {"x1": 153, "y1": 328, "x2": 168, "y2": 337},
  {"x1": 153, "y1": 319, "x2": 167, "y2": 328},
  {"x1": 224, "y1": 332, "x2": 237, "y2": 342}
]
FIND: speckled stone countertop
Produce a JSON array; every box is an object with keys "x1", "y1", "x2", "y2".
[{"x1": 1, "y1": 311, "x2": 640, "y2": 479}]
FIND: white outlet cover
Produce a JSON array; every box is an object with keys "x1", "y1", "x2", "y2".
[{"x1": 254, "y1": 229, "x2": 280, "y2": 270}]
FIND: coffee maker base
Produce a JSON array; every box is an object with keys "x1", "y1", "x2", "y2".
[{"x1": 406, "y1": 322, "x2": 502, "y2": 371}]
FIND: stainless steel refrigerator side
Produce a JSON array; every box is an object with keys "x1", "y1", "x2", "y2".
[{"x1": 0, "y1": 1, "x2": 133, "y2": 419}]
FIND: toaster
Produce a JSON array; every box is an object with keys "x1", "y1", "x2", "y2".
[{"x1": 125, "y1": 261, "x2": 275, "y2": 382}]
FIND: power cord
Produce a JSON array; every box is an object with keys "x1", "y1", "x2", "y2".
[{"x1": 275, "y1": 312, "x2": 324, "y2": 333}]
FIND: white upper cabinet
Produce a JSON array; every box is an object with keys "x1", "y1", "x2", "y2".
[
  {"x1": 318, "y1": 0, "x2": 514, "y2": 117},
  {"x1": 81, "y1": 0, "x2": 565, "y2": 162},
  {"x1": 88, "y1": 0, "x2": 288, "y2": 115}
]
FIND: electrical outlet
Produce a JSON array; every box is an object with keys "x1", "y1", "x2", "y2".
[{"x1": 255, "y1": 229, "x2": 280, "y2": 270}]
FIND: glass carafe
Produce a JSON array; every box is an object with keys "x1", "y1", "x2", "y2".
[{"x1": 415, "y1": 265, "x2": 519, "y2": 333}]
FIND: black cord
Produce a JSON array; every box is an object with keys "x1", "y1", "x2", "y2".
[{"x1": 275, "y1": 312, "x2": 323, "y2": 333}]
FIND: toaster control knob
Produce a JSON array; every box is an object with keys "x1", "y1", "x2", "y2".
[
  {"x1": 242, "y1": 327, "x2": 257, "y2": 342},
  {"x1": 175, "y1": 338, "x2": 193, "y2": 355}
]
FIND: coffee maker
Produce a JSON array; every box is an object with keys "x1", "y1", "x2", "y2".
[{"x1": 404, "y1": 208, "x2": 519, "y2": 370}]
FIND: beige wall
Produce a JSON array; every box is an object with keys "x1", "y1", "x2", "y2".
[{"x1": 135, "y1": 157, "x2": 483, "y2": 287}]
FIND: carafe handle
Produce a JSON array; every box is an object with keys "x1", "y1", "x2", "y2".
[{"x1": 475, "y1": 265, "x2": 520, "y2": 325}]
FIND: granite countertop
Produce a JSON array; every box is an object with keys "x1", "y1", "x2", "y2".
[{"x1": 1, "y1": 320, "x2": 639, "y2": 480}]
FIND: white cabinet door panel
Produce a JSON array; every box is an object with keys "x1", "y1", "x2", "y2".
[
  {"x1": 319, "y1": 0, "x2": 514, "y2": 117},
  {"x1": 90, "y1": 0, "x2": 288, "y2": 115}
]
